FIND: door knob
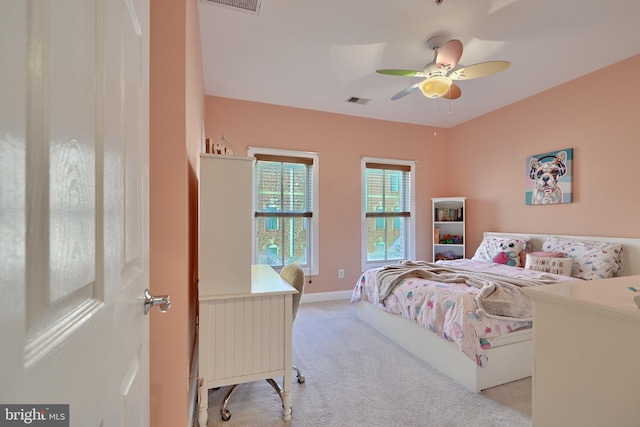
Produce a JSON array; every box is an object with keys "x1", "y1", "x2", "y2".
[{"x1": 144, "y1": 288, "x2": 171, "y2": 314}]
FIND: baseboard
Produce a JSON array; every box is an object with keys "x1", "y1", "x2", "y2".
[{"x1": 301, "y1": 290, "x2": 352, "y2": 304}]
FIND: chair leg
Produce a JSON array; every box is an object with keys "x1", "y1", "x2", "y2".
[
  {"x1": 265, "y1": 378, "x2": 284, "y2": 405},
  {"x1": 221, "y1": 372, "x2": 303, "y2": 422},
  {"x1": 220, "y1": 383, "x2": 242, "y2": 421},
  {"x1": 293, "y1": 366, "x2": 305, "y2": 384}
]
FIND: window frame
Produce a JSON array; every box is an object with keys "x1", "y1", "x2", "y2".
[
  {"x1": 361, "y1": 157, "x2": 416, "y2": 271},
  {"x1": 248, "y1": 146, "x2": 319, "y2": 277}
]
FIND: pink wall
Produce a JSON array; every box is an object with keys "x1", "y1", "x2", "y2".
[
  {"x1": 449, "y1": 54, "x2": 640, "y2": 253},
  {"x1": 205, "y1": 54, "x2": 640, "y2": 294},
  {"x1": 204, "y1": 99, "x2": 446, "y2": 291},
  {"x1": 150, "y1": 0, "x2": 204, "y2": 426}
]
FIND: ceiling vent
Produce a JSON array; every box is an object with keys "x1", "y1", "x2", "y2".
[
  {"x1": 201, "y1": 0, "x2": 262, "y2": 15},
  {"x1": 346, "y1": 97, "x2": 371, "y2": 105}
]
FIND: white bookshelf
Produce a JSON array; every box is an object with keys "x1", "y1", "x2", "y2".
[{"x1": 432, "y1": 197, "x2": 466, "y2": 262}]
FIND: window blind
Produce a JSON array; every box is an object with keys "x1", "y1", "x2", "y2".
[
  {"x1": 254, "y1": 155, "x2": 314, "y2": 217},
  {"x1": 365, "y1": 162, "x2": 411, "y2": 218}
]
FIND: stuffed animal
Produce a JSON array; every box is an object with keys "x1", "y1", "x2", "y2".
[{"x1": 492, "y1": 239, "x2": 522, "y2": 266}]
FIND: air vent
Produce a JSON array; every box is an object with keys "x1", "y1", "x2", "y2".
[
  {"x1": 346, "y1": 97, "x2": 371, "y2": 105},
  {"x1": 201, "y1": 0, "x2": 261, "y2": 14}
]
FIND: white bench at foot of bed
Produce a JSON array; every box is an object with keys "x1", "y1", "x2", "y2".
[{"x1": 356, "y1": 300, "x2": 532, "y2": 393}]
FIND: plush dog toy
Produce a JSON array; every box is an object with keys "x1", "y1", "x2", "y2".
[
  {"x1": 529, "y1": 151, "x2": 567, "y2": 204},
  {"x1": 492, "y1": 239, "x2": 522, "y2": 267}
]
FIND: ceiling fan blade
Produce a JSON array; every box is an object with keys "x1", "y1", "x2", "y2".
[
  {"x1": 436, "y1": 39, "x2": 463, "y2": 70},
  {"x1": 441, "y1": 83, "x2": 462, "y2": 100},
  {"x1": 449, "y1": 61, "x2": 510, "y2": 80},
  {"x1": 377, "y1": 69, "x2": 428, "y2": 77},
  {"x1": 390, "y1": 82, "x2": 421, "y2": 100}
]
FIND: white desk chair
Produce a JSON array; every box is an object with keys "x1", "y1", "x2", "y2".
[{"x1": 219, "y1": 264, "x2": 305, "y2": 421}]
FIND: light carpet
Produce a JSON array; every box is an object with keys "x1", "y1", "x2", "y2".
[{"x1": 198, "y1": 299, "x2": 532, "y2": 427}]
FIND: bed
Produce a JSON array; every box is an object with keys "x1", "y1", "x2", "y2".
[{"x1": 351, "y1": 232, "x2": 640, "y2": 392}]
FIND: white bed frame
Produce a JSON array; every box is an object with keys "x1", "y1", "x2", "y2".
[{"x1": 356, "y1": 232, "x2": 640, "y2": 392}]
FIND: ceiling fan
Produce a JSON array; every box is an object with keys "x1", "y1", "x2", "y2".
[{"x1": 377, "y1": 36, "x2": 510, "y2": 101}]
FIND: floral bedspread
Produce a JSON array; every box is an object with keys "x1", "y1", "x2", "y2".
[{"x1": 351, "y1": 259, "x2": 577, "y2": 367}]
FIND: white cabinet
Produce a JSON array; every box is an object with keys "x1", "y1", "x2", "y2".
[
  {"x1": 198, "y1": 154, "x2": 253, "y2": 295},
  {"x1": 197, "y1": 155, "x2": 297, "y2": 425},
  {"x1": 523, "y1": 277, "x2": 640, "y2": 427},
  {"x1": 432, "y1": 197, "x2": 465, "y2": 262}
]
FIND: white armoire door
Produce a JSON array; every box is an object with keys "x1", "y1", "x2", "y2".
[{"x1": 0, "y1": 0, "x2": 152, "y2": 425}]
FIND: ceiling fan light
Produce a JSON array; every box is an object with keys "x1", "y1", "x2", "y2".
[{"x1": 419, "y1": 76, "x2": 452, "y2": 98}]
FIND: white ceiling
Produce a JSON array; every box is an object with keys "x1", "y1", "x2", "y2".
[{"x1": 198, "y1": 0, "x2": 640, "y2": 128}]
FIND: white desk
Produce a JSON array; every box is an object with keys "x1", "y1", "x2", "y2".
[
  {"x1": 197, "y1": 265, "x2": 298, "y2": 426},
  {"x1": 523, "y1": 276, "x2": 640, "y2": 427}
]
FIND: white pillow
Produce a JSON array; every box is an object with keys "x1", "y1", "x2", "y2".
[
  {"x1": 541, "y1": 236, "x2": 623, "y2": 280},
  {"x1": 471, "y1": 235, "x2": 529, "y2": 267},
  {"x1": 525, "y1": 254, "x2": 574, "y2": 276}
]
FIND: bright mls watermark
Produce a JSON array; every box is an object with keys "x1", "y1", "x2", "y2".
[{"x1": 0, "y1": 405, "x2": 69, "y2": 426}]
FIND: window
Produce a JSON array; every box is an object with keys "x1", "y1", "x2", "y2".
[
  {"x1": 361, "y1": 158, "x2": 415, "y2": 270},
  {"x1": 249, "y1": 147, "x2": 319, "y2": 276}
]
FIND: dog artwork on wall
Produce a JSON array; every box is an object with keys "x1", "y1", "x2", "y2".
[{"x1": 526, "y1": 148, "x2": 573, "y2": 205}]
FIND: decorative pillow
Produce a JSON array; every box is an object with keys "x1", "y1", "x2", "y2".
[
  {"x1": 525, "y1": 254, "x2": 574, "y2": 276},
  {"x1": 471, "y1": 235, "x2": 529, "y2": 267},
  {"x1": 528, "y1": 251, "x2": 565, "y2": 258},
  {"x1": 541, "y1": 236, "x2": 623, "y2": 280}
]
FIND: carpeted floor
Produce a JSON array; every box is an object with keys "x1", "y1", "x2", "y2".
[{"x1": 197, "y1": 299, "x2": 532, "y2": 427}]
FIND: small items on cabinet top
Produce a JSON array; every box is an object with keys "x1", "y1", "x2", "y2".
[{"x1": 205, "y1": 134, "x2": 236, "y2": 156}]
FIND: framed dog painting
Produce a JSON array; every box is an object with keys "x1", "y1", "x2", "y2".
[{"x1": 526, "y1": 148, "x2": 573, "y2": 205}]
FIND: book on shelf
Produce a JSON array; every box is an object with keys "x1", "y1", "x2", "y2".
[
  {"x1": 435, "y1": 207, "x2": 463, "y2": 222},
  {"x1": 434, "y1": 227, "x2": 439, "y2": 244}
]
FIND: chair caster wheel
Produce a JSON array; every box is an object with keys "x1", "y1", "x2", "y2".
[
  {"x1": 221, "y1": 409, "x2": 231, "y2": 421},
  {"x1": 297, "y1": 375, "x2": 305, "y2": 384}
]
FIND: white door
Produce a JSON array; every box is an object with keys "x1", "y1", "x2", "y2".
[{"x1": 0, "y1": 0, "x2": 153, "y2": 426}]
